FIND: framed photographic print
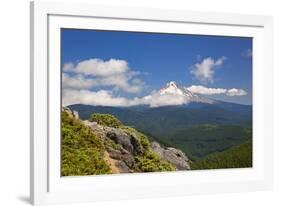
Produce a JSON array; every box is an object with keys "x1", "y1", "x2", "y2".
[{"x1": 30, "y1": 1, "x2": 273, "y2": 205}]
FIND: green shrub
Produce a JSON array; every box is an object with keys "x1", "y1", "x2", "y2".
[
  {"x1": 90, "y1": 113, "x2": 122, "y2": 128},
  {"x1": 104, "y1": 138, "x2": 120, "y2": 150},
  {"x1": 62, "y1": 111, "x2": 105, "y2": 150},
  {"x1": 134, "y1": 150, "x2": 176, "y2": 172},
  {"x1": 62, "y1": 147, "x2": 111, "y2": 176},
  {"x1": 62, "y1": 110, "x2": 111, "y2": 176}
]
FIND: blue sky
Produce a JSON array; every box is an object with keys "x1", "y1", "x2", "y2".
[{"x1": 61, "y1": 29, "x2": 252, "y2": 106}]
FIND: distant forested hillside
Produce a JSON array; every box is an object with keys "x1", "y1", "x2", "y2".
[
  {"x1": 191, "y1": 140, "x2": 252, "y2": 169},
  {"x1": 157, "y1": 124, "x2": 251, "y2": 160},
  {"x1": 69, "y1": 104, "x2": 252, "y2": 160}
]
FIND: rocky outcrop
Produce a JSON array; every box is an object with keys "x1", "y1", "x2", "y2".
[
  {"x1": 84, "y1": 120, "x2": 144, "y2": 156},
  {"x1": 106, "y1": 128, "x2": 135, "y2": 153},
  {"x1": 130, "y1": 133, "x2": 144, "y2": 155},
  {"x1": 64, "y1": 107, "x2": 191, "y2": 173},
  {"x1": 62, "y1": 107, "x2": 79, "y2": 119},
  {"x1": 151, "y1": 142, "x2": 190, "y2": 170},
  {"x1": 83, "y1": 120, "x2": 140, "y2": 173},
  {"x1": 101, "y1": 127, "x2": 191, "y2": 171}
]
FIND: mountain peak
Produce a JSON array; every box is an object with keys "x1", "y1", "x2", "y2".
[
  {"x1": 160, "y1": 81, "x2": 183, "y2": 96},
  {"x1": 166, "y1": 81, "x2": 178, "y2": 88},
  {"x1": 159, "y1": 81, "x2": 215, "y2": 104}
]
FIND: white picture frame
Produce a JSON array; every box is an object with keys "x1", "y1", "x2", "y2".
[{"x1": 30, "y1": 0, "x2": 273, "y2": 205}]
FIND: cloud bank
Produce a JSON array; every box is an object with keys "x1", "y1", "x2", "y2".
[
  {"x1": 62, "y1": 58, "x2": 145, "y2": 93},
  {"x1": 62, "y1": 89, "x2": 190, "y2": 108},
  {"x1": 62, "y1": 85, "x2": 247, "y2": 107},
  {"x1": 186, "y1": 85, "x2": 227, "y2": 95},
  {"x1": 186, "y1": 85, "x2": 247, "y2": 96},
  {"x1": 62, "y1": 58, "x2": 248, "y2": 107}
]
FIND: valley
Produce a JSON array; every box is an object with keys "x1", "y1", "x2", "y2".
[{"x1": 69, "y1": 102, "x2": 252, "y2": 161}]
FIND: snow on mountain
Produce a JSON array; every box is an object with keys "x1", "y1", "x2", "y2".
[
  {"x1": 158, "y1": 81, "x2": 215, "y2": 104},
  {"x1": 159, "y1": 81, "x2": 184, "y2": 96}
]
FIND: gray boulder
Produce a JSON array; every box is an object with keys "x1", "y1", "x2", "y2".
[
  {"x1": 105, "y1": 128, "x2": 144, "y2": 156},
  {"x1": 115, "y1": 161, "x2": 131, "y2": 173},
  {"x1": 107, "y1": 147, "x2": 122, "y2": 160},
  {"x1": 151, "y1": 142, "x2": 190, "y2": 170},
  {"x1": 121, "y1": 154, "x2": 135, "y2": 168},
  {"x1": 130, "y1": 133, "x2": 144, "y2": 155},
  {"x1": 105, "y1": 128, "x2": 134, "y2": 153},
  {"x1": 83, "y1": 120, "x2": 106, "y2": 139}
]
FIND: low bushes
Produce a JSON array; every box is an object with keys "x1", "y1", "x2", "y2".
[
  {"x1": 90, "y1": 113, "x2": 123, "y2": 128},
  {"x1": 62, "y1": 111, "x2": 111, "y2": 176}
]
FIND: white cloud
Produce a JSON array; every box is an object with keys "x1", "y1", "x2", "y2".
[
  {"x1": 62, "y1": 63, "x2": 75, "y2": 72},
  {"x1": 93, "y1": 73, "x2": 144, "y2": 93},
  {"x1": 62, "y1": 73, "x2": 95, "y2": 90},
  {"x1": 226, "y1": 88, "x2": 247, "y2": 96},
  {"x1": 70, "y1": 58, "x2": 130, "y2": 77},
  {"x1": 62, "y1": 89, "x2": 190, "y2": 108},
  {"x1": 62, "y1": 86, "x2": 247, "y2": 108},
  {"x1": 136, "y1": 91, "x2": 189, "y2": 107},
  {"x1": 62, "y1": 89, "x2": 132, "y2": 107},
  {"x1": 186, "y1": 85, "x2": 247, "y2": 97},
  {"x1": 62, "y1": 58, "x2": 144, "y2": 93},
  {"x1": 186, "y1": 85, "x2": 227, "y2": 95},
  {"x1": 62, "y1": 85, "x2": 248, "y2": 108},
  {"x1": 190, "y1": 56, "x2": 226, "y2": 84}
]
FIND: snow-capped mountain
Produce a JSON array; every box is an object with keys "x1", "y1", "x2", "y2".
[{"x1": 159, "y1": 81, "x2": 215, "y2": 104}]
